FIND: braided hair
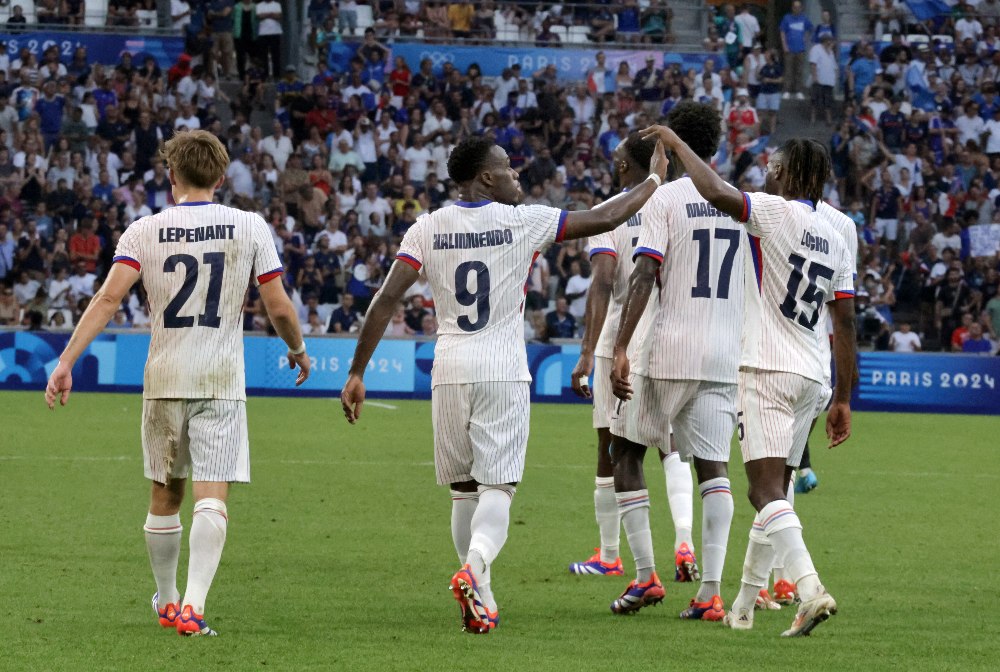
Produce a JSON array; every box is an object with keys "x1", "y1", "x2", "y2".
[{"x1": 776, "y1": 138, "x2": 830, "y2": 205}]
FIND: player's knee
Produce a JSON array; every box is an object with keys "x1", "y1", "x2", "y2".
[
  {"x1": 150, "y1": 479, "x2": 185, "y2": 513},
  {"x1": 694, "y1": 458, "x2": 727, "y2": 483},
  {"x1": 746, "y1": 484, "x2": 785, "y2": 512}
]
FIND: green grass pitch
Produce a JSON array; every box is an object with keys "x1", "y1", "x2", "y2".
[{"x1": 2, "y1": 391, "x2": 997, "y2": 671}]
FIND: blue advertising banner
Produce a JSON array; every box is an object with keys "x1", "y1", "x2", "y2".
[
  {"x1": 1, "y1": 330, "x2": 998, "y2": 415},
  {"x1": 388, "y1": 43, "x2": 726, "y2": 82},
  {"x1": 853, "y1": 352, "x2": 999, "y2": 415},
  {"x1": 0, "y1": 31, "x2": 185, "y2": 68}
]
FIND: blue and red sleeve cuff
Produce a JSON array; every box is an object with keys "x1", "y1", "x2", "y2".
[
  {"x1": 834, "y1": 290, "x2": 856, "y2": 300},
  {"x1": 633, "y1": 246, "x2": 664, "y2": 263},
  {"x1": 396, "y1": 253, "x2": 422, "y2": 271},
  {"x1": 257, "y1": 267, "x2": 284, "y2": 285},
  {"x1": 555, "y1": 210, "x2": 568, "y2": 243},
  {"x1": 739, "y1": 192, "x2": 751, "y2": 223},
  {"x1": 112, "y1": 255, "x2": 140, "y2": 271},
  {"x1": 589, "y1": 247, "x2": 617, "y2": 259}
]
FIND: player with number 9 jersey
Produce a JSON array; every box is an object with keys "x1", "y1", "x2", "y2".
[{"x1": 341, "y1": 136, "x2": 668, "y2": 634}]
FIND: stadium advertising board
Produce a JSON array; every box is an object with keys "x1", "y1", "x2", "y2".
[
  {"x1": 0, "y1": 31, "x2": 185, "y2": 68},
  {"x1": 1, "y1": 331, "x2": 997, "y2": 414},
  {"x1": 389, "y1": 43, "x2": 725, "y2": 83}
]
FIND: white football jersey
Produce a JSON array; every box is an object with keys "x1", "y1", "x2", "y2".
[
  {"x1": 739, "y1": 192, "x2": 855, "y2": 383},
  {"x1": 586, "y1": 188, "x2": 656, "y2": 360},
  {"x1": 631, "y1": 177, "x2": 745, "y2": 383},
  {"x1": 114, "y1": 202, "x2": 282, "y2": 400},
  {"x1": 816, "y1": 201, "x2": 860, "y2": 385},
  {"x1": 396, "y1": 200, "x2": 566, "y2": 385}
]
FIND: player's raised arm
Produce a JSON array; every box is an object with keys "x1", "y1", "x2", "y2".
[
  {"x1": 640, "y1": 125, "x2": 746, "y2": 221},
  {"x1": 257, "y1": 278, "x2": 311, "y2": 386},
  {"x1": 45, "y1": 262, "x2": 138, "y2": 409},
  {"x1": 572, "y1": 248, "x2": 616, "y2": 398},
  {"x1": 561, "y1": 141, "x2": 669, "y2": 240},
  {"x1": 342, "y1": 258, "x2": 420, "y2": 423}
]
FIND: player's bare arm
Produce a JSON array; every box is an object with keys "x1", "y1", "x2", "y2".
[
  {"x1": 639, "y1": 125, "x2": 746, "y2": 220},
  {"x1": 258, "y1": 278, "x2": 311, "y2": 386},
  {"x1": 572, "y1": 253, "x2": 616, "y2": 399},
  {"x1": 561, "y1": 141, "x2": 668, "y2": 240},
  {"x1": 45, "y1": 263, "x2": 139, "y2": 409},
  {"x1": 342, "y1": 260, "x2": 420, "y2": 423},
  {"x1": 610, "y1": 255, "x2": 659, "y2": 402},
  {"x1": 827, "y1": 297, "x2": 857, "y2": 448}
]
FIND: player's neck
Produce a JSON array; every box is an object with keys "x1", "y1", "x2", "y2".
[{"x1": 173, "y1": 188, "x2": 216, "y2": 205}]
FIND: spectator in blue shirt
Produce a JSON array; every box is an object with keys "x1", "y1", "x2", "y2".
[
  {"x1": 92, "y1": 170, "x2": 115, "y2": 203},
  {"x1": 327, "y1": 293, "x2": 360, "y2": 333},
  {"x1": 546, "y1": 297, "x2": 576, "y2": 339},
  {"x1": 814, "y1": 9, "x2": 835, "y2": 42},
  {"x1": 598, "y1": 116, "x2": 623, "y2": 162},
  {"x1": 849, "y1": 42, "x2": 880, "y2": 101},
  {"x1": 961, "y1": 323, "x2": 993, "y2": 353},
  {"x1": 34, "y1": 81, "x2": 64, "y2": 151},
  {"x1": 780, "y1": 0, "x2": 813, "y2": 99}
]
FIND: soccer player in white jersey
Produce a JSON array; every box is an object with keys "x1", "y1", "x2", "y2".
[
  {"x1": 610, "y1": 102, "x2": 740, "y2": 620},
  {"x1": 641, "y1": 126, "x2": 857, "y2": 637},
  {"x1": 44, "y1": 131, "x2": 311, "y2": 637},
  {"x1": 340, "y1": 136, "x2": 668, "y2": 634},
  {"x1": 760, "y1": 199, "x2": 861, "y2": 610},
  {"x1": 567, "y1": 134, "x2": 695, "y2": 581}
]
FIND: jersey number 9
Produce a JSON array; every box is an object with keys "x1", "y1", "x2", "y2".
[{"x1": 455, "y1": 261, "x2": 491, "y2": 332}]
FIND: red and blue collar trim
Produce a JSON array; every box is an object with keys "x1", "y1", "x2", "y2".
[{"x1": 454, "y1": 200, "x2": 492, "y2": 208}]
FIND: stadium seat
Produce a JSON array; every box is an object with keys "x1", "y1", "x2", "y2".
[
  {"x1": 550, "y1": 25, "x2": 569, "y2": 43},
  {"x1": 907, "y1": 34, "x2": 930, "y2": 44},
  {"x1": 86, "y1": 0, "x2": 109, "y2": 28},
  {"x1": 356, "y1": 5, "x2": 374, "y2": 30},
  {"x1": 498, "y1": 26, "x2": 520, "y2": 42},
  {"x1": 567, "y1": 26, "x2": 590, "y2": 44}
]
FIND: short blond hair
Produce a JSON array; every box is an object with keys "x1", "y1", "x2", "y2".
[{"x1": 161, "y1": 130, "x2": 230, "y2": 190}]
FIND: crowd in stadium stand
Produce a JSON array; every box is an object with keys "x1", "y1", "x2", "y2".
[{"x1": 0, "y1": 1, "x2": 998, "y2": 354}]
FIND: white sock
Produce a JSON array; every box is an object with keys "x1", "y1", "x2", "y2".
[
  {"x1": 594, "y1": 476, "x2": 620, "y2": 563},
  {"x1": 182, "y1": 498, "x2": 228, "y2": 615},
  {"x1": 450, "y1": 490, "x2": 479, "y2": 565},
  {"x1": 467, "y1": 485, "x2": 516, "y2": 586},
  {"x1": 617, "y1": 490, "x2": 655, "y2": 583},
  {"x1": 773, "y1": 478, "x2": 795, "y2": 583},
  {"x1": 759, "y1": 500, "x2": 822, "y2": 602},
  {"x1": 663, "y1": 452, "x2": 694, "y2": 551},
  {"x1": 695, "y1": 478, "x2": 733, "y2": 602},
  {"x1": 731, "y1": 513, "x2": 775, "y2": 616},
  {"x1": 144, "y1": 513, "x2": 182, "y2": 605}
]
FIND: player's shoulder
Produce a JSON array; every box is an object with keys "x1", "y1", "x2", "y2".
[{"x1": 816, "y1": 201, "x2": 856, "y2": 240}]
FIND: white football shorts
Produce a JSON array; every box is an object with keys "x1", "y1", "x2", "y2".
[
  {"x1": 431, "y1": 381, "x2": 530, "y2": 486},
  {"x1": 610, "y1": 374, "x2": 735, "y2": 461},
  {"x1": 812, "y1": 383, "x2": 833, "y2": 419},
  {"x1": 592, "y1": 356, "x2": 614, "y2": 429},
  {"x1": 737, "y1": 368, "x2": 822, "y2": 466},
  {"x1": 142, "y1": 399, "x2": 250, "y2": 483}
]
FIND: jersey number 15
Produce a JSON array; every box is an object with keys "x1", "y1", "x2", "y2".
[{"x1": 779, "y1": 253, "x2": 833, "y2": 331}]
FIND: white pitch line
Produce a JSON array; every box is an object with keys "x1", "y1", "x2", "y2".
[{"x1": 364, "y1": 401, "x2": 398, "y2": 410}]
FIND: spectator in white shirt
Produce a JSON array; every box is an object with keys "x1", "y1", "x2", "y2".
[
  {"x1": 355, "y1": 183, "x2": 393, "y2": 235},
  {"x1": 259, "y1": 120, "x2": 294, "y2": 170},
  {"x1": 567, "y1": 86, "x2": 595, "y2": 133},
  {"x1": 564, "y1": 260, "x2": 592, "y2": 324},
  {"x1": 889, "y1": 322, "x2": 922, "y2": 352},
  {"x1": 735, "y1": 5, "x2": 761, "y2": 49},
  {"x1": 404, "y1": 134, "x2": 433, "y2": 186},
  {"x1": 226, "y1": 147, "x2": 255, "y2": 197},
  {"x1": 421, "y1": 101, "x2": 454, "y2": 140},
  {"x1": 984, "y1": 106, "x2": 1000, "y2": 155},
  {"x1": 955, "y1": 101, "x2": 986, "y2": 147},
  {"x1": 955, "y1": 14, "x2": 984, "y2": 43}
]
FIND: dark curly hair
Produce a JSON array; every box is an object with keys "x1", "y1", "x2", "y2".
[
  {"x1": 622, "y1": 132, "x2": 657, "y2": 172},
  {"x1": 775, "y1": 138, "x2": 830, "y2": 205},
  {"x1": 447, "y1": 136, "x2": 496, "y2": 184},
  {"x1": 666, "y1": 101, "x2": 722, "y2": 161}
]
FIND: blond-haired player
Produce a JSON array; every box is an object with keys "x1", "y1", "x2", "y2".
[{"x1": 44, "y1": 130, "x2": 311, "y2": 636}]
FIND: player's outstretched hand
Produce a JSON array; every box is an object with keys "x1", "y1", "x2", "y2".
[
  {"x1": 288, "y1": 350, "x2": 311, "y2": 386},
  {"x1": 826, "y1": 402, "x2": 852, "y2": 448},
  {"x1": 571, "y1": 352, "x2": 594, "y2": 399},
  {"x1": 648, "y1": 138, "x2": 669, "y2": 182},
  {"x1": 341, "y1": 374, "x2": 366, "y2": 424},
  {"x1": 44, "y1": 361, "x2": 73, "y2": 410},
  {"x1": 610, "y1": 349, "x2": 632, "y2": 402}
]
